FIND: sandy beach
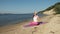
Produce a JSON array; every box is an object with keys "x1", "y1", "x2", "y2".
[
  {"x1": 0, "y1": 0, "x2": 60, "y2": 34},
  {"x1": 0, "y1": 14, "x2": 60, "y2": 34}
]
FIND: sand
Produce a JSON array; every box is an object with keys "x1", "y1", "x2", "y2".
[{"x1": 0, "y1": 14, "x2": 60, "y2": 34}]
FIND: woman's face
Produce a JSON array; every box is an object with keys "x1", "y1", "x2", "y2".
[
  {"x1": 34, "y1": 13, "x2": 36, "y2": 16},
  {"x1": 34, "y1": 12, "x2": 37, "y2": 15}
]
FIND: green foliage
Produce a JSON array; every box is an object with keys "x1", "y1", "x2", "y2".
[
  {"x1": 54, "y1": 5, "x2": 60, "y2": 14},
  {"x1": 38, "y1": 2, "x2": 60, "y2": 14}
]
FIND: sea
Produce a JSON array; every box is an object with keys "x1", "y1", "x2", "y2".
[{"x1": 0, "y1": 13, "x2": 45, "y2": 27}]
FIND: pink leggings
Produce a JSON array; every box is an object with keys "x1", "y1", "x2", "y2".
[{"x1": 29, "y1": 22, "x2": 38, "y2": 25}]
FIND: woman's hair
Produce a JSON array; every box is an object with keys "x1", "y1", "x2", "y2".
[
  {"x1": 33, "y1": 11, "x2": 38, "y2": 17},
  {"x1": 33, "y1": 13, "x2": 38, "y2": 17}
]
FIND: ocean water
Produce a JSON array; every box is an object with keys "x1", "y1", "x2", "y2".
[{"x1": 0, "y1": 13, "x2": 45, "y2": 27}]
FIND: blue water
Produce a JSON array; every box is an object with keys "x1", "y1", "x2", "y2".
[{"x1": 0, "y1": 14, "x2": 45, "y2": 27}]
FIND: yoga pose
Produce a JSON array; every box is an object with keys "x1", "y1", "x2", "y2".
[
  {"x1": 24, "y1": 11, "x2": 45, "y2": 34},
  {"x1": 30, "y1": 11, "x2": 43, "y2": 26},
  {"x1": 24, "y1": 11, "x2": 43, "y2": 27}
]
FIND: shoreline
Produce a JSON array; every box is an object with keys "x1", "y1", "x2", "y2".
[
  {"x1": 0, "y1": 19, "x2": 32, "y2": 33},
  {"x1": 0, "y1": 14, "x2": 60, "y2": 34},
  {"x1": 0, "y1": 15, "x2": 44, "y2": 33},
  {"x1": 0, "y1": 18, "x2": 32, "y2": 27}
]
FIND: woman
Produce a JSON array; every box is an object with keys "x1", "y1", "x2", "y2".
[
  {"x1": 24, "y1": 11, "x2": 42, "y2": 27},
  {"x1": 30, "y1": 12, "x2": 39, "y2": 25},
  {"x1": 30, "y1": 11, "x2": 42, "y2": 25},
  {"x1": 24, "y1": 11, "x2": 45, "y2": 34}
]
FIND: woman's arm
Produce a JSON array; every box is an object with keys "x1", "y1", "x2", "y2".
[{"x1": 37, "y1": 16, "x2": 41, "y2": 22}]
